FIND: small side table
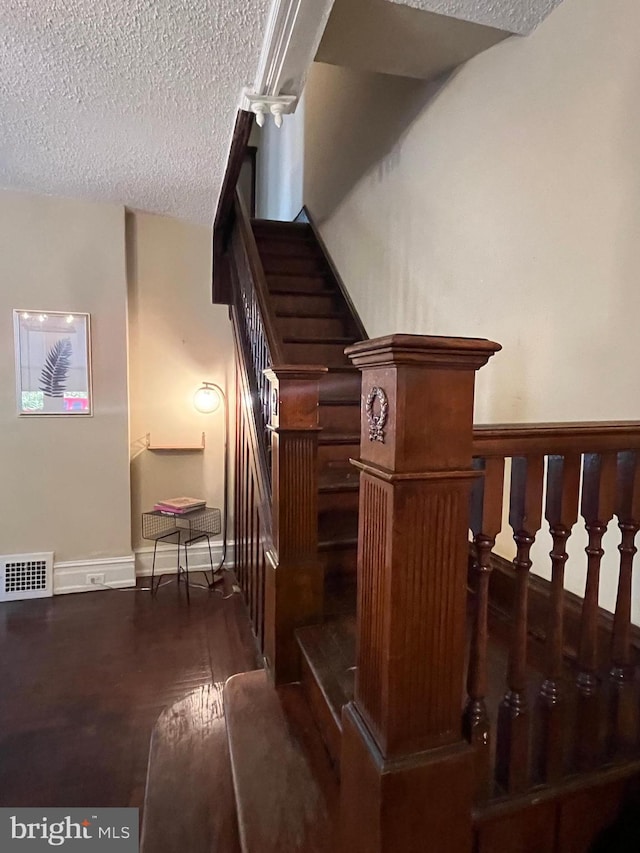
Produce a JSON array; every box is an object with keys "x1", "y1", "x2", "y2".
[{"x1": 142, "y1": 507, "x2": 222, "y2": 600}]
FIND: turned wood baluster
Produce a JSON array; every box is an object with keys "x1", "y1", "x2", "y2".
[
  {"x1": 464, "y1": 455, "x2": 505, "y2": 800},
  {"x1": 607, "y1": 451, "x2": 640, "y2": 756},
  {"x1": 536, "y1": 453, "x2": 580, "y2": 783},
  {"x1": 575, "y1": 452, "x2": 617, "y2": 770},
  {"x1": 496, "y1": 454, "x2": 544, "y2": 794},
  {"x1": 612, "y1": 451, "x2": 640, "y2": 681}
]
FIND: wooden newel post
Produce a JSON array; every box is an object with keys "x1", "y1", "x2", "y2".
[
  {"x1": 341, "y1": 334, "x2": 501, "y2": 853},
  {"x1": 264, "y1": 365, "x2": 327, "y2": 685}
]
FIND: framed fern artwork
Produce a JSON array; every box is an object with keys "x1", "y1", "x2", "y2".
[{"x1": 13, "y1": 310, "x2": 92, "y2": 416}]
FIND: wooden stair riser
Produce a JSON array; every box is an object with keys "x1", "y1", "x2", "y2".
[
  {"x1": 300, "y1": 649, "x2": 343, "y2": 773},
  {"x1": 252, "y1": 222, "x2": 312, "y2": 240},
  {"x1": 254, "y1": 239, "x2": 320, "y2": 259},
  {"x1": 319, "y1": 370, "x2": 361, "y2": 402},
  {"x1": 318, "y1": 440, "x2": 360, "y2": 466},
  {"x1": 276, "y1": 315, "x2": 347, "y2": 339},
  {"x1": 272, "y1": 292, "x2": 342, "y2": 316},
  {"x1": 318, "y1": 509, "x2": 359, "y2": 546},
  {"x1": 319, "y1": 402, "x2": 361, "y2": 433},
  {"x1": 318, "y1": 488, "x2": 359, "y2": 515},
  {"x1": 268, "y1": 275, "x2": 334, "y2": 294},
  {"x1": 261, "y1": 255, "x2": 327, "y2": 276},
  {"x1": 284, "y1": 341, "x2": 351, "y2": 365},
  {"x1": 319, "y1": 544, "x2": 357, "y2": 580}
]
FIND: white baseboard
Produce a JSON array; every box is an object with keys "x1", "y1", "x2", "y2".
[
  {"x1": 135, "y1": 540, "x2": 234, "y2": 577},
  {"x1": 54, "y1": 555, "x2": 136, "y2": 595},
  {"x1": 52, "y1": 542, "x2": 235, "y2": 594}
]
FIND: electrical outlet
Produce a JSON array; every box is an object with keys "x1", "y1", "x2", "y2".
[{"x1": 87, "y1": 573, "x2": 105, "y2": 586}]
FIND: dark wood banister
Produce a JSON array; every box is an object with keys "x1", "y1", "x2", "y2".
[
  {"x1": 233, "y1": 190, "x2": 285, "y2": 365},
  {"x1": 473, "y1": 421, "x2": 640, "y2": 457},
  {"x1": 227, "y1": 187, "x2": 326, "y2": 684},
  {"x1": 212, "y1": 110, "x2": 254, "y2": 305},
  {"x1": 230, "y1": 318, "x2": 273, "y2": 535}
]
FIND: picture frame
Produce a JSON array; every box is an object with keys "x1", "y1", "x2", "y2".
[{"x1": 13, "y1": 310, "x2": 93, "y2": 416}]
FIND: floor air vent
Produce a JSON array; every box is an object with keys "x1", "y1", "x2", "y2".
[{"x1": 0, "y1": 552, "x2": 53, "y2": 602}]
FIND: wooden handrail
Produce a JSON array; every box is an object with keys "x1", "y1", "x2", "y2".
[
  {"x1": 473, "y1": 421, "x2": 640, "y2": 457},
  {"x1": 233, "y1": 190, "x2": 285, "y2": 365},
  {"x1": 212, "y1": 110, "x2": 253, "y2": 304}
]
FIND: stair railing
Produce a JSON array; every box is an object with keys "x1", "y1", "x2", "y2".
[
  {"x1": 227, "y1": 190, "x2": 325, "y2": 683},
  {"x1": 341, "y1": 331, "x2": 640, "y2": 853},
  {"x1": 469, "y1": 422, "x2": 640, "y2": 798}
]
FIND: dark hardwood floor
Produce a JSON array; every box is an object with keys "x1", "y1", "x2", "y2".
[{"x1": 0, "y1": 574, "x2": 260, "y2": 811}]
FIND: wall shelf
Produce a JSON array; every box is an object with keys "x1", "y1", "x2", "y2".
[{"x1": 145, "y1": 432, "x2": 205, "y2": 452}]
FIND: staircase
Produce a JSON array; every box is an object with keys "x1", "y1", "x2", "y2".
[
  {"x1": 252, "y1": 217, "x2": 363, "y2": 606},
  {"x1": 142, "y1": 195, "x2": 640, "y2": 853}
]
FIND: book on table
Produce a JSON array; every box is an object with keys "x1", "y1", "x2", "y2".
[{"x1": 153, "y1": 497, "x2": 206, "y2": 514}]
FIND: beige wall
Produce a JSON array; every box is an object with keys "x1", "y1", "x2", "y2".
[
  {"x1": 306, "y1": 0, "x2": 640, "y2": 424},
  {"x1": 0, "y1": 190, "x2": 131, "y2": 564},
  {"x1": 257, "y1": 98, "x2": 306, "y2": 221},
  {"x1": 127, "y1": 211, "x2": 234, "y2": 551},
  {"x1": 303, "y1": 0, "x2": 640, "y2": 617}
]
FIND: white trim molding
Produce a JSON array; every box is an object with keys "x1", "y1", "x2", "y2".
[
  {"x1": 54, "y1": 555, "x2": 136, "y2": 595},
  {"x1": 242, "y1": 92, "x2": 296, "y2": 127},
  {"x1": 135, "y1": 540, "x2": 234, "y2": 578},
  {"x1": 241, "y1": 0, "x2": 335, "y2": 126}
]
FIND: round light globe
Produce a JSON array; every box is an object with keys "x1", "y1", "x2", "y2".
[{"x1": 194, "y1": 382, "x2": 222, "y2": 414}]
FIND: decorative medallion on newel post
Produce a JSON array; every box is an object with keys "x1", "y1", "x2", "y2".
[
  {"x1": 263, "y1": 365, "x2": 327, "y2": 685},
  {"x1": 341, "y1": 334, "x2": 501, "y2": 853}
]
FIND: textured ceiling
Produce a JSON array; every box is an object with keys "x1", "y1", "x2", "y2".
[
  {"x1": 388, "y1": 0, "x2": 564, "y2": 34},
  {"x1": 0, "y1": 0, "x2": 270, "y2": 224},
  {"x1": 318, "y1": 0, "x2": 508, "y2": 80}
]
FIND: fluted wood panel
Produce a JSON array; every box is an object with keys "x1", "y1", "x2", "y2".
[
  {"x1": 273, "y1": 433, "x2": 318, "y2": 560},
  {"x1": 389, "y1": 484, "x2": 465, "y2": 752},
  {"x1": 355, "y1": 474, "x2": 390, "y2": 738},
  {"x1": 356, "y1": 472, "x2": 473, "y2": 757}
]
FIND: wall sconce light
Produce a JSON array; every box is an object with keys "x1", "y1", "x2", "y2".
[
  {"x1": 193, "y1": 381, "x2": 223, "y2": 414},
  {"x1": 192, "y1": 380, "x2": 229, "y2": 584}
]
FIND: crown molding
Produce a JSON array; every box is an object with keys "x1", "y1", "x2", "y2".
[{"x1": 241, "y1": 0, "x2": 335, "y2": 127}]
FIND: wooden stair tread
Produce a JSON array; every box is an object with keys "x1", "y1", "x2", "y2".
[
  {"x1": 318, "y1": 508, "x2": 358, "y2": 545},
  {"x1": 298, "y1": 618, "x2": 357, "y2": 714},
  {"x1": 270, "y1": 287, "x2": 335, "y2": 297},
  {"x1": 266, "y1": 270, "x2": 327, "y2": 279},
  {"x1": 318, "y1": 536, "x2": 358, "y2": 551},
  {"x1": 251, "y1": 219, "x2": 311, "y2": 231},
  {"x1": 319, "y1": 470, "x2": 359, "y2": 492},
  {"x1": 324, "y1": 365, "x2": 360, "y2": 373},
  {"x1": 319, "y1": 432, "x2": 360, "y2": 445},
  {"x1": 283, "y1": 336, "x2": 355, "y2": 345},
  {"x1": 320, "y1": 398, "x2": 360, "y2": 407},
  {"x1": 141, "y1": 683, "x2": 240, "y2": 853},
  {"x1": 276, "y1": 310, "x2": 344, "y2": 320},
  {"x1": 258, "y1": 246, "x2": 322, "y2": 257},
  {"x1": 224, "y1": 670, "x2": 338, "y2": 853}
]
